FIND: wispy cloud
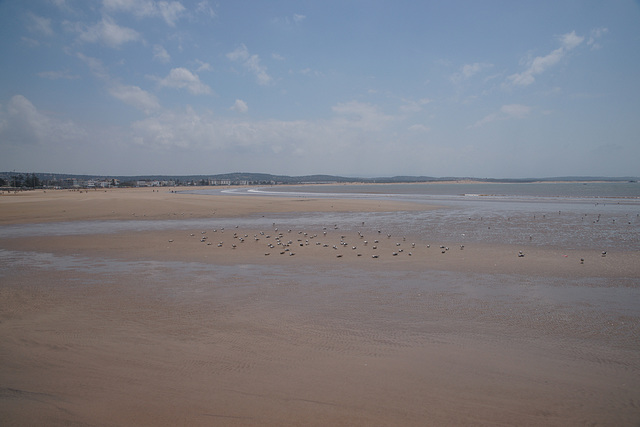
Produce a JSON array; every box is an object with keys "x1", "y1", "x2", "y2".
[
  {"x1": 331, "y1": 101, "x2": 394, "y2": 131},
  {"x1": 408, "y1": 124, "x2": 430, "y2": 132},
  {"x1": 102, "y1": 0, "x2": 186, "y2": 26},
  {"x1": 506, "y1": 31, "x2": 584, "y2": 87},
  {"x1": 153, "y1": 44, "x2": 171, "y2": 63},
  {"x1": 26, "y1": 12, "x2": 54, "y2": 36},
  {"x1": 77, "y1": 53, "x2": 159, "y2": 114},
  {"x1": 0, "y1": 95, "x2": 86, "y2": 145},
  {"x1": 130, "y1": 100, "x2": 393, "y2": 153},
  {"x1": 272, "y1": 13, "x2": 306, "y2": 27},
  {"x1": 102, "y1": 0, "x2": 156, "y2": 17},
  {"x1": 587, "y1": 27, "x2": 608, "y2": 50},
  {"x1": 472, "y1": 104, "x2": 532, "y2": 128},
  {"x1": 194, "y1": 60, "x2": 211, "y2": 72},
  {"x1": 154, "y1": 67, "x2": 212, "y2": 95},
  {"x1": 230, "y1": 99, "x2": 248, "y2": 113},
  {"x1": 109, "y1": 83, "x2": 160, "y2": 114},
  {"x1": 157, "y1": 1, "x2": 185, "y2": 27},
  {"x1": 196, "y1": 1, "x2": 216, "y2": 18},
  {"x1": 450, "y1": 62, "x2": 493, "y2": 84},
  {"x1": 226, "y1": 44, "x2": 273, "y2": 86},
  {"x1": 69, "y1": 15, "x2": 141, "y2": 48},
  {"x1": 49, "y1": 0, "x2": 73, "y2": 12},
  {"x1": 399, "y1": 98, "x2": 431, "y2": 113},
  {"x1": 76, "y1": 52, "x2": 110, "y2": 80}
]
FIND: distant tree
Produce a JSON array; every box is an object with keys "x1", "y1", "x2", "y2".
[
  {"x1": 11, "y1": 174, "x2": 24, "y2": 188},
  {"x1": 25, "y1": 173, "x2": 40, "y2": 188},
  {"x1": 0, "y1": 177, "x2": 6, "y2": 186}
]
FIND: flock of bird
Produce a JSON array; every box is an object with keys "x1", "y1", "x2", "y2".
[{"x1": 175, "y1": 223, "x2": 505, "y2": 261}]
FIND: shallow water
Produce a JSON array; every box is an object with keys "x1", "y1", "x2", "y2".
[
  {"x1": 240, "y1": 181, "x2": 640, "y2": 199},
  {"x1": 185, "y1": 183, "x2": 640, "y2": 251}
]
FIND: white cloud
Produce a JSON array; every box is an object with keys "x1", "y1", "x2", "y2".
[
  {"x1": 399, "y1": 98, "x2": 431, "y2": 113},
  {"x1": 129, "y1": 100, "x2": 395, "y2": 156},
  {"x1": 506, "y1": 31, "x2": 584, "y2": 87},
  {"x1": 155, "y1": 67, "x2": 212, "y2": 95},
  {"x1": 77, "y1": 53, "x2": 161, "y2": 112},
  {"x1": 76, "y1": 52, "x2": 110, "y2": 80},
  {"x1": 560, "y1": 31, "x2": 584, "y2": 50},
  {"x1": 472, "y1": 104, "x2": 531, "y2": 127},
  {"x1": 587, "y1": 27, "x2": 608, "y2": 50},
  {"x1": 230, "y1": 99, "x2": 248, "y2": 114},
  {"x1": 408, "y1": 124, "x2": 430, "y2": 132},
  {"x1": 21, "y1": 37, "x2": 40, "y2": 47},
  {"x1": 102, "y1": 0, "x2": 185, "y2": 26},
  {"x1": 331, "y1": 101, "x2": 393, "y2": 131},
  {"x1": 227, "y1": 44, "x2": 273, "y2": 86},
  {"x1": 74, "y1": 15, "x2": 141, "y2": 48},
  {"x1": 27, "y1": 12, "x2": 54, "y2": 36},
  {"x1": 0, "y1": 95, "x2": 86, "y2": 145},
  {"x1": 109, "y1": 84, "x2": 160, "y2": 114},
  {"x1": 49, "y1": 0, "x2": 73, "y2": 11},
  {"x1": 195, "y1": 60, "x2": 211, "y2": 72},
  {"x1": 500, "y1": 104, "x2": 531, "y2": 118},
  {"x1": 157, "y1": 1, "x2": 185, "y2": 26},
  {"x1": 272, "y1": 13, "x2": 306, "y2": 27},
  {"x1": 226, "y1": 44, "x2": 249, "y2": 61},
  {"x1": 450, "y1": 62, "x2": 493, "y2": 84},
  {"x1": 153, "y1": 44, "x2": 171, "y2": 62},
  {"x1": 196, "y1": 1, "x2": 216, "y2": 18},
  {"x1": 472, "y1": 112, "x2": 499, "y2": 128},
  {"x1": 298, "y1": 67, "x2": 324, "y2": 77},
  {"x1": 103, "y1": 0, "x2": 157, "y2": 17}
]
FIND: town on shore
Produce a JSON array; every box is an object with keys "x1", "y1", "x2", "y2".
[{"x1": 1, "y1": 171, "x2": 637, "y2": 191}]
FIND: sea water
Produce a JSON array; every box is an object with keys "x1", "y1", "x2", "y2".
[{"x1": 194, "y1": 182, "x2": 640, "y2": 251}]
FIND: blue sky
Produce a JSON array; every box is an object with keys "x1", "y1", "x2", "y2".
[{"x1": 1, "y1": 0, "x2": 638, "y2": 178}]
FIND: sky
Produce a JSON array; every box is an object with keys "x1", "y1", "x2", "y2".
[{"x1": 0, "y1": 0, "x2": 639, "y2": 178}]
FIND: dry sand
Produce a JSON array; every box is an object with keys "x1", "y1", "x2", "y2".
[{"x1": 1, "y1": 188, "x2": 639, "y2": 426}]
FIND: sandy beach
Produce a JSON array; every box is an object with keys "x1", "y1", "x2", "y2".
[{"x1": 1, "y1": 188, "x2": 639, "y2": 426}]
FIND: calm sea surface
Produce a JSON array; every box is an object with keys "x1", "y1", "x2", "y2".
[
  {"x1": 207, "y1": 182, "x2": 640, "y2": 251},
  {"x1": 241, "y1": 181, "x2": 640, "y2": 199}
]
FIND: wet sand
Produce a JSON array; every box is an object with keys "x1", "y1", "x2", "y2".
[
  {"x1": 0, "y1": 187, "x2": 429, "y2": 225},
  {"x1": 1, "y1": 188, "x2": 639, "y2": 426}
]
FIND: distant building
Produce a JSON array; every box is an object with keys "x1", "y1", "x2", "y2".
[{"x1": 62, "y1": 178, "x2": 80, "y2": 188}]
